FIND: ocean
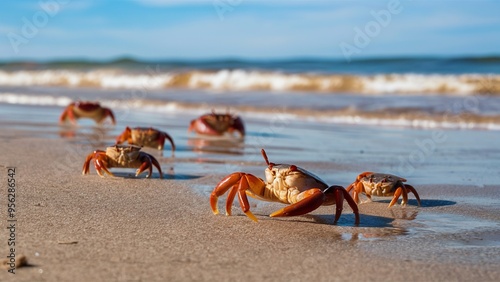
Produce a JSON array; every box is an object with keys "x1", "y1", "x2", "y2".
[{"x1": 1, "y1": 56, "x2": 499, "y2": 130}]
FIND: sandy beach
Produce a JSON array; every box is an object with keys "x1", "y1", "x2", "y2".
[{"x1": 0, "y1": 103, "x2": 499, "y2": 282}]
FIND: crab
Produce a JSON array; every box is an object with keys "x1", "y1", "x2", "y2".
[
  {"x1": 210, "y1": 149, "x2": 359, "y2": 225},
  {"x1": 346, "y1": 172, "x2": 421, "y2": 207},
  {"x1": 188, "y1": 111, "x2": 245, "y2": 137},
  {"x1": 115, "y1": 127, "x2": 175, "y2": 154},
  {"x1": 82, "y1": 145, "x2": 163, "y2": 178},
  {"x1": 59, "y1": 101, "x2": 116, "y2": 125}
]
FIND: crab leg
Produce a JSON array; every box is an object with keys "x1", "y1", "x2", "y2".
[
  {"x1": 236, "y1": 178, "x2": 258, "y2": 222},
  {"x1": 115, "y1": 127, "x2": 131, "y2": 145},
  {"x1": 150, "y1": 155, "x2": 163, "y2": 179},
  {"x1": 211, "y1": 173, "x2": 244, "y2": 215},
  {"x1": 211, "y1": 173, "x2": 264, "y2": 220},
  {"x1": 404, "y1": 184, "x2": 421, "y2": 206},
  {"x1": 135, "y1": 154, "x2": 163, "y2": 179},
  {"x1": 269, "y1": 188, "x2": 325, "y2": 218},
  {"x1": 82, "y1": 152, "x2": 96, "y2": 175},
  {"x1": 159, "y1": 132, "x2": 176, "y2": 154},
  {"x1": 388, "y1": 182, "x2": 409, "y2": 207},
  {"x1": 95, "y1": 157, "x2": 113, "y2": 177},
  {"x1": 347, "y1": 172, "x2": 374, "y2": 205},
  {"x1": 82, "y1": 151, "x2": 112, "y2": 176},
  {"x1": 345, "y1": 183, "x2": 354, "y2": 193},
  {"x1": 327, "y1": 186, "x2": 344, "y2": 224},
  {"x1": 103, "y1": 108, "x2": 116, "y2": 125},
  {"x1": 388, "y1": 188, "x2": 402, "y2": 207},
  {"x1": 59, "y1": 109, "x2": 69, "y2": 123},
  {"x1": 59, "y1": 105, "x2": 78, "y2": 124},
  {"x1": 136, "y1": 157, "x2": 153, "y2": 178},
  {"x1": 351, "y1": 182, "x2": 363, "y2": 204},
  {"x1": 225, "y1": 184, "x2": 238, "y2": 216},
  {"x1": 324, "y1": 185, "x2": 360, "y2": 225},
  {"x1": 341, "y1": 187, "x2": 360, "y2": 225},
  {"x1": 232, "y1": 116, "x2": 245, "y2": 137},
  {"x1": 347, "y1": 181, "x2": 371, "y2": 205},
  {"x1": 67, "y1": 107, "x2": 78, "y2": 124}
]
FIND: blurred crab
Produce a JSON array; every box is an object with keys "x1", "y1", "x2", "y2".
[
  {"x1": 82, "y1": 145, "x2": 163, "y2": 178},
  {"x1": 59, "y1": 101, "x2": 115, "y2": 125},
  {"x1": 115, "y1": 127, "x2": 175, "y2": 155},
  {"x1": 211, "y1": 149, "x2": 359, "y2": 225},
  {"x1": 346, "y1": 172, "x2": 421, "y2": 207},
  {"x1": 189, "y1": 111, "x2": 245, "y2": 137}
]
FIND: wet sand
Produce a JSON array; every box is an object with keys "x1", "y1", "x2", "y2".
[{"x1": 0, "y1": 105, "x2": 499, "y2": 281}]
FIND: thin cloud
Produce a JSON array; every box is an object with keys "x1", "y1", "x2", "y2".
[{"x1": 133, "y1": 0, "x2": 211, "y2": 6}]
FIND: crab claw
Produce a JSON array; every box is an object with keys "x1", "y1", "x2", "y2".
[
  {"x1": 269, "y1": 188, "x2": 325, "y2": 217},
  {"x1": 189, "y1": 118, "x2": 220, "y2": 136},
  {"x1": 102, "y1": 107, "x2": 116, "y2": 125},
  {"x1": 59, "y1": 104, "x2": 78, "y2": 125},
  {"x1": 115, "y1": 126, "x2": 132, "y2": 144},
  {"x1": 158, "y1": 130, "x2": 176, "y2": 153},
  {"x1": 82, "y1": 150, "x2": 114, "y2": 177},
  {"x1": 230, "y1": 116, "x2": 245, "y2": 137}
]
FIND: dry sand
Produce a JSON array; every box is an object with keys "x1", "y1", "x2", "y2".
[{"x1": 0, "y1": 135, "x2": 499, "y2": 282}]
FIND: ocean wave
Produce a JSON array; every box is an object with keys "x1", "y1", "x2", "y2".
[
  {"x1": 0, "y1": 92, "x2": 73, "y2": 106},
  {"x1": 1, "y1": 93, "x2": 499, "y2": 130},
  {"x1": 0, "y1": 69, "x2": 498, "y2": 95}
]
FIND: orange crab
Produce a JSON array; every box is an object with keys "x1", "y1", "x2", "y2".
[
  {"x1": 211, "y1": 149, "x2": 359, "y2": 225},
  {"x1": 346, "y1": 172, "x2": 421, "y2": 207},
  {"x1": 59, "y1": 101, "x2": 115, "y2": 125},
  {"x1": 115, "y1": 127, "x2": 175, "y2": 154},
  {"x1": 189, "y1": 111, "x2": 245, "y2": 137},
  {"x1": 82, "y1": 145, "x2": 163, "y2": 178}
]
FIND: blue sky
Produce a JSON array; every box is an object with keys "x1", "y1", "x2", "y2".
[{"x1": 1, "y1": 0, "x2": 499, "y2": 61}]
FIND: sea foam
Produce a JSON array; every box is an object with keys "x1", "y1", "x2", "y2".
[{"x1": 0, "y1": 69, "x2": 497, "y2": 95}]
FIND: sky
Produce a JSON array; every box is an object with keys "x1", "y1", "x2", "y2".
[{"x1": 0, "y1": 0, "x2": 499, "y2": 61}]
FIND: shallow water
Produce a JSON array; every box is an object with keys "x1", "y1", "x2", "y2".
[
  {"x1": 2, "y1": 84, "x2": 500, "y2": 130},
  {"x1": 2, "y1": 101, "x2": 499, "y2": 186}
]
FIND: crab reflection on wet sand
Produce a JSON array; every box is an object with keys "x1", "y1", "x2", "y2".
[
  {"x1": 82, "y1": 145, "x2": 163, "y2": 178},
  {"x1": 211, "y1": 149, "x2": 359, "y2": 225},
  {"x1": 187, "y1": 137, "x2": 244, "y2": 155},
  {"x1": 347, "y1": 172, "x2": 421, "y2": 207},
  {"x1": 59, "y1": 126, "x2": 111, "y2": 145}
]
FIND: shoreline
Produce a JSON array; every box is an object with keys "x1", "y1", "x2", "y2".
[{"x1": 0, "y1": 127, "x2": 499, "y2": 281}]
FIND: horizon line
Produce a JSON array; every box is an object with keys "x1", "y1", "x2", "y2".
[{"x1": 2, "y1": 54, "x2": 500, "y2": 64}]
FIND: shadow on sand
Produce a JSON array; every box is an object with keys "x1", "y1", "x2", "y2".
[
  {"x1": 376, "y1": 198, "x2": 456, "y2": 208},
  {"x1": 111, "y1": 172, "x2": 202, "y2": 180}
]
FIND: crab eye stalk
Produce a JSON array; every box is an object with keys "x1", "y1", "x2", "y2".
[{"x1": 261, "y1": 149, "x2": 271, "y2": 166}]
